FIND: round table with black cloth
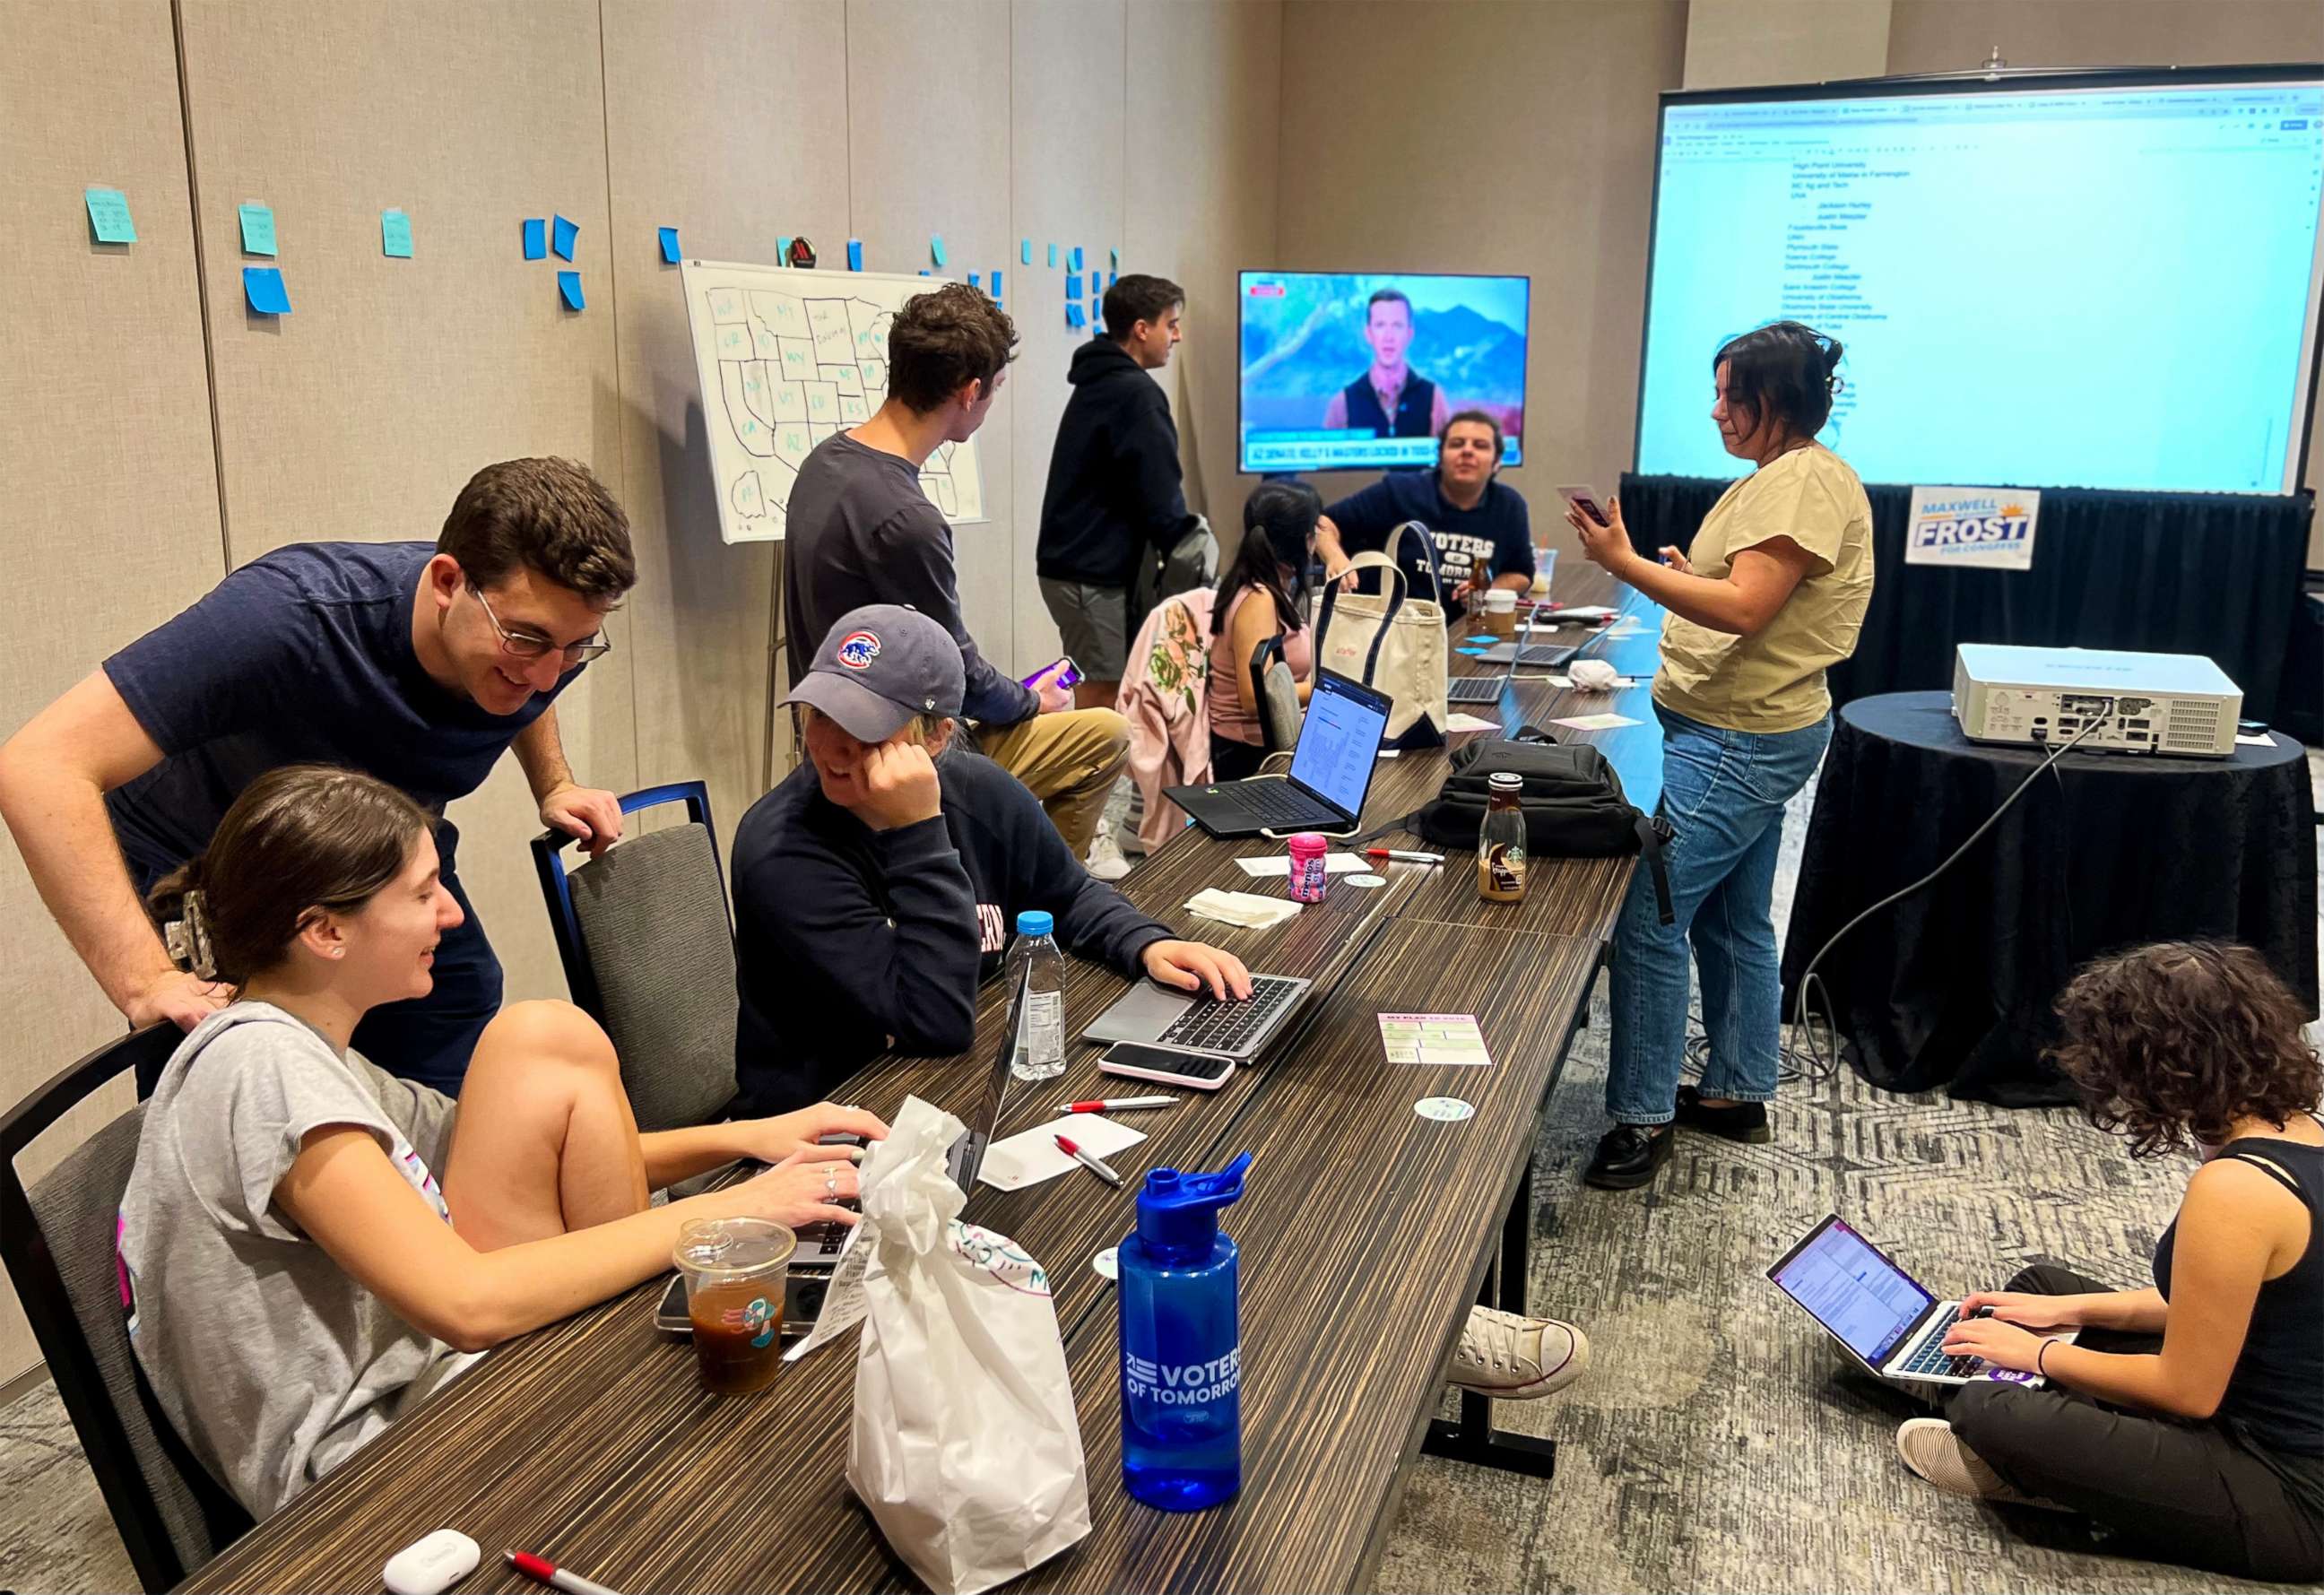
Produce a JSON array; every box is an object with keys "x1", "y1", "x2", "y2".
[{"x1": 1780, "y1": 692, "x2": 2318, "y2": 1107}]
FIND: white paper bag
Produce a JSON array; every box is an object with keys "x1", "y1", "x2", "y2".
[{"x1": 844, "y1": 1096, "x2": 1090, "y2": 1594}]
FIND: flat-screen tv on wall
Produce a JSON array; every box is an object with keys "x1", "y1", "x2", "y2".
[{"x1": 1239, "y1": 270, "x2": 1530, "y2": 473}]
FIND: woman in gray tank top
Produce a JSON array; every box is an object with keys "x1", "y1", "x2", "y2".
[{"x1": 1897, "y1": 941, "x2": 2324, "y2": 1583}]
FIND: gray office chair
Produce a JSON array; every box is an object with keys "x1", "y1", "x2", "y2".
[
  {"x1": 533, "y1": 782, "x2": 738, "y2": 1133},
  {"x1": 0, "y1": 1025, "x2": 252, "y2": 1591},
  {"x1": 1249, "y1": 635, "x2": 1305, "y2": 756}
]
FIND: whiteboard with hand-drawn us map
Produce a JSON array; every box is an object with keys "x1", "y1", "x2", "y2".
[{"x1": 680, "y1": 259, "x2": 987, "y2": 543}]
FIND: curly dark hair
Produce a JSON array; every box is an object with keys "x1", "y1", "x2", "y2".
[
  {"x1": 2050, "y1": 941, "x2": 2321, "y2": 1159},
  {"x1": 887, "y1": 282, "x2": 1019, "y2": 413}
]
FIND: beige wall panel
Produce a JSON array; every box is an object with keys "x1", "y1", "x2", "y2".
[
  {"x1": 1685, "y1": 0, "x2": 1892, "y2": 90},
  {"x1": 600, "y1": 0, "x2": 851, "y2": 827},
  {"x1": 1124, "y1": 0, "x2": 1283, "y2": 555},
  {"x1": 1891, "y1": 0, "x2": 2324, "y2": 537},
  {"x1": 1279, "y1": 0, "x2": 1688, "y2": 575},
  {"x1": 844, "y1": 0, "x2": 1022, "y2": 678},
  {"x1": 0, "y1": 0, "x2": 225, "y2": 1380},
  {"x1": 177, "y1": 0, "x2": 637, "y2": 1003},
  {"x1": 1007, "y1": 1, "x2": 1130, "y2": 672}
]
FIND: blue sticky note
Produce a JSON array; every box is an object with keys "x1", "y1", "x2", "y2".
[
  {"x1": 1066, "y1": 273, "x2": 1083, "y2": 299},
  {"x1": 241, "y1": 265, "x2": 290, "y2": 315},
  {"x1": 84, "y1": 186, "x2": 136, "y2": 243},
  {"x1": 523, "y1": 218, "x2": 546, "y2": 259},
  {"x1": 551, "y1": 214, "x2": 577, "y2": 260},
  {"x1": 991, "y1": 269, "x2": 1002, "y2": 300},
  {"x1": 1020, "y1": 238, "x2": 1032, "y2": 264},
  {"x1": 1465, "y1": 635, "x2": 1498, "y2": 646},
  {"x1": 1070, "y1": 246, "x2": 1083, "y2": 272},
  {"x1": 967, "y1": 272, "x2": 980, "y2": 289},
  {"x1": 1456, "y1": 646, "x2": 1489, "y2": 658},
  {"x1": 1108, "y1": 271, "x2": 1117, "y2": 289},
  {"x1": 931, "y1": 234, "x2": 947, "y2": 267},
  {"x1": 238, "y1": 202, "x2": 277, "y2": 257},
  {"x1": 380, "y1": 209, "x2": 413, "y2": 258},
  {"x1": 1111, "y1": 247, "x2": 1119, "y2": 271},
  {"x1": 1066, "y1": 302, "x2": 1085, "y2": 330},
  {"x1": 777, "y1": 235, "x2": 792, "y2": 263},
  {"x1": 658, "y1": 226, "x2": 681, "y2": 264},
  {"x1": 918, "y1": 269, "x2": 931, "y2": 276},
  {"x1": 1047, "y1": 242, "x2": 1058, "y2": 267},
  {"x1": 558, "y1": 270, "x2": 585, "y2": 310},
  {"x1": 846, "y1": 238, "x2": 863, "y2": 272}
]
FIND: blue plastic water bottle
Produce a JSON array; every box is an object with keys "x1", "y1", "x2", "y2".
[{"x1": 1117, "y1": 1153, "x2": 1253, "y2": 1511}]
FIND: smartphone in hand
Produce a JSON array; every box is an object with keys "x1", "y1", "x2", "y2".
[
  {"x1": 1557, "y1": 484, "x2": 1611, "y2": 528},
  {"x1": 1022, "y1": 656, "x2": 1083, "y2": 692}
]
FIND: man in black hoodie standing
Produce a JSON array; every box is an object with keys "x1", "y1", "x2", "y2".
[{"x1": 1036, "y1": 273, "x2": 1189, "y2": 715}]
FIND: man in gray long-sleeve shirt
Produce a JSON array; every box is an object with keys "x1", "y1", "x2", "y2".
[{"x1": 784, "y1": 283, "x2": 1127, "y2": 859}]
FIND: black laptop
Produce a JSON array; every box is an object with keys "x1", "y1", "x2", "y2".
[
  {"x1": 1166, "y1": 668, "x2": 1392, "y2": 838},
  {"x1": 944, "y1": 964, "x2": 1024, "y2": 1195}
]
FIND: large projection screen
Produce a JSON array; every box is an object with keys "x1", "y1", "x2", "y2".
[{"x1": 1634, "y1": 70, "x2": 2324, "y2": 494}]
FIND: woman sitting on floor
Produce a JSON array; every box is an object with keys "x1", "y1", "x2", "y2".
[
  {"x1": 1902, "y1": 940, "x2": 2324, "y2": 1584},
  {"x1": 119, "y1": 764, "x2": 884, "y2": 1519}
]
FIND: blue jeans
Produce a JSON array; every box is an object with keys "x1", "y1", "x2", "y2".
[{"x1": 1605, "y1": 705, "x2": 1830, "y2": 1125}]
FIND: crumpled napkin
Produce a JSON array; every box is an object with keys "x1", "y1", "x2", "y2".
[{"x1": 1184, "y1": 888, "x2": 1303, "y2": 929}]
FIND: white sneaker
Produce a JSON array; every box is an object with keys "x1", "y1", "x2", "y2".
[
  {"x1": 1085, "y1": 829, "x2": 1132, "y2": 881},
  {"x1": 1448, "y1": 1306, "x2": 1589, "y2": 1400},
  {"x1": 1895, "y1": 1418, "x2": 2067, "y2": 1509}
]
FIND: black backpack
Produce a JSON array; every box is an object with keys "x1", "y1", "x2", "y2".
[{"x1": 1408, "y1": 727, "x2": 1675, "y2": 923}]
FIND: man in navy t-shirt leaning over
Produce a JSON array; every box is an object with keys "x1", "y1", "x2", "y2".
[
  {"x1": 0, "y1": 457, "x2": 635, "y2": 1094},
  {"x1": 1315, "y1": 411, "x2": 1535, "y2": 625}
]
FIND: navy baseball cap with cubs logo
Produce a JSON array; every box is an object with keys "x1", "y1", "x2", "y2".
[{"x1": 783, "y1": 603, "x2": 967, "y2": 742}]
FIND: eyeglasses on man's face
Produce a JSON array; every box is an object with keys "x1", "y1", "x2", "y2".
[{"x1": 467, "y1": 583, "x2": 612, "y2": 665}]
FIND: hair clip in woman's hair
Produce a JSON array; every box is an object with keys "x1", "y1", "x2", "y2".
[{"x1": 166, "y1": 889, "x2": 218, "y2": 980}]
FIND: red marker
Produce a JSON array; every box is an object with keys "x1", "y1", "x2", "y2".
[
  {"x1": 1058, "y1": 1097, "x2": 1178, "y2": 1114},
  {"x1": 1054, "y1": 1133, "x2": 1124, "y2": 1187},
  {"x1": 506, "y1": 1550, "x2": 625, "y2": 1595},
  {"x1": 1365, "y1": 848, "x2": 1444, "y2": 866}
]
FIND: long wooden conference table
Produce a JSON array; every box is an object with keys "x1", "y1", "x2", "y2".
[{"x1": 179, "y1": 575, "x2": 1669, "y2": 1595}]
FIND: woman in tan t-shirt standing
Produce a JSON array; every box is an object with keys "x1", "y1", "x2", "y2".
[{"x1": 1568, "y1": 320, "x2": 1874, "y2": 1192}]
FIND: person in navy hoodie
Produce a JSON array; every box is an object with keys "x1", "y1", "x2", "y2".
[{"x1": 731, "y1": 604, "x2": 1252, "y2": 1114}]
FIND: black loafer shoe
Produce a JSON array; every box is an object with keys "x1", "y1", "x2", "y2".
[
  {"x1": 1674, "y1": 1085, "x2": 1772, "y2": 1144},
  {"x1": 1583, "y1": 1123, "x2": 1672, "y2": 1190}
]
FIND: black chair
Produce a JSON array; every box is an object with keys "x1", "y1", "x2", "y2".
[
  {"x1": 0, "y1": 1024, "x2": 252, "y2": 1591},
  {"x1": 532, "y1": 781, "x2": 739, "y2": 1132}
]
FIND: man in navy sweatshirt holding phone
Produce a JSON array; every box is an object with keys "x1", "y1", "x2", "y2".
[{"x1": 732, "y1": 605, "x2": 1252, "y2": 1115}]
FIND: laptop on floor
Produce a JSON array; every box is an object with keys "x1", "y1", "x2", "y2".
[
  {"x1": 1166, "y1": 668, "x2": 1390, "y2": 839},
  {"x1": 1767, "y1": 1216, "x2": 2077, "y2": 1388}
]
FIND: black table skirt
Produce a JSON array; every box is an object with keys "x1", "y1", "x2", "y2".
[
  {"x1": 1617, "y1": 473, "x2": 2315, "y2": 722},
  {"x1": 1780, "y1": 692, "x2": 2319, "y2": 1106}
]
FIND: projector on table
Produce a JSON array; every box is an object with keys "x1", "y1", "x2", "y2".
[{"x1": 1951, "y1": 644, "x2": 2241, "y2": 758}]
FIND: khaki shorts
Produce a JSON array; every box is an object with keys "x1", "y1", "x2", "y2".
[{"x1": 1037, "y1": 578, "x2": 1129, "y2": 681}]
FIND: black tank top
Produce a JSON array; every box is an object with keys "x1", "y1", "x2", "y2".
[{"x1": 2154, "y1": 1123, "x2": 2324, "y2": 1456}]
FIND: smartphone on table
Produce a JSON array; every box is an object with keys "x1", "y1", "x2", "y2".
[{"x1": 1099, "y1": 1042, "x2": 1235, "y2": 1092}]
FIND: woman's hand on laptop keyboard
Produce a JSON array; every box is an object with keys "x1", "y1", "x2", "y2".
[
  {"x1": 1957, "y1": 1290, "x2": 2085, "y2": 1331},
  {"x1": 1142, "y1": 941, "x2": 1254, "y2": 1001},
  {"x1": 1938, "y1": 1313, "x2": 2044, "y2": 1374}
]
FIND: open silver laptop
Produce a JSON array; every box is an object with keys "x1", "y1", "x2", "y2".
[
  {"x1": 1767, "y1": 1216, "x2": 2077, "y2": 1388},
  {"x1": 1082, "y1": 972, "x2": 1314, "y2": 1062}
]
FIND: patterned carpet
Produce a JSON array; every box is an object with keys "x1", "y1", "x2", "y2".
[{"x1": 3, "y1": 764, "x2": 2318, "y2": 1595}]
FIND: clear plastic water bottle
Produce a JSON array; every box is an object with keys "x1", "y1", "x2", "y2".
[
  {"x1": 1119, "y1": 1154, "x2": 1252, "y2": 1511},
  {"x1": 1007, "y1": 909, "x2": 1067, "y2": 1081}
]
